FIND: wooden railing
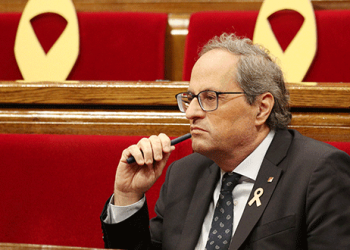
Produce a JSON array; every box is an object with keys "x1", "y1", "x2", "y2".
[{"x1": 0, "y1": 81, "x2": 349, "y2": 142}]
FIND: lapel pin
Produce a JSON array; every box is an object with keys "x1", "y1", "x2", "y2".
[
  {"x1": 248, "y1": 188, "x2": 264, "y2": 207},
  {"x1": 267, "y1": 177, "x2": 274, "y2": 183}
]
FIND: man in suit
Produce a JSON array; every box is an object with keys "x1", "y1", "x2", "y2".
[{"x1": 100, "y1": 33, "x2": 350, "y2": 249}]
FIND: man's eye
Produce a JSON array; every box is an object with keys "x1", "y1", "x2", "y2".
[
  {"x1": 204, "y1": 93, "x2": 216, "y2": 101},
  {"x1": 184, "y1": 99, "x2": 191, "y2": 104}
]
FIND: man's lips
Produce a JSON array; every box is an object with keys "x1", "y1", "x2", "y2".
[{"x1": 190, "y1": 126, "x2": 207, "y2": 133}]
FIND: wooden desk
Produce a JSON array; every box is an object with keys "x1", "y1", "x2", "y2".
[
  {"x1": 0, "y1": 81, "x2": 349, "y2": 141},
  {"x1": 0, "y1": 243, "x2": 104, "y2": 250}
]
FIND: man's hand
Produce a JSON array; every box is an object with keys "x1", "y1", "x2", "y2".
[{"x1": 114, "y1": 133, "x2": 175, "y2": 206}]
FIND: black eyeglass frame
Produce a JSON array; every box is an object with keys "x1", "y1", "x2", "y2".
[{"x1": 175, "y1": 90, "x2": 245, "y2": 112}]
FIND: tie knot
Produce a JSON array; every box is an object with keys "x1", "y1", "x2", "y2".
[{"x1": 221, "y1": 172, "x2": 241, "y2": 193}]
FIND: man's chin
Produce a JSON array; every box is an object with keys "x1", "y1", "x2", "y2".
[{"x1": 191, "y1": 140, "x2": 211, "y2": 155}]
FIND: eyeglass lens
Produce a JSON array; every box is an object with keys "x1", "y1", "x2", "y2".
[{"x1": 177, "y1": 91, "x2": 218, "y2": 112}]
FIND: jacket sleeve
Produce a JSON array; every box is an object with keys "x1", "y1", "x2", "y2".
[
  {"x1": 100, "y1": 196, "x2": 157, "y2": 249},
  {"x1": 99, "y1": 159, "x2": 184, "y2": 250},
  {"x1": 306, "y1": 150, "x2": 350, "y2": 250}
]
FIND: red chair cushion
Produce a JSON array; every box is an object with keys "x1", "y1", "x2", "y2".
[{"x1": 326, "y1": 141, "x2": 350, "y2": 156}]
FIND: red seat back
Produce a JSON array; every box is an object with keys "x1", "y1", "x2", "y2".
[
  {"x1": 0, "y1": 12, "x2": 167, "y2": 81},
  {"x1": 0, "y1": 134, "x2": 192, "y2": 248},
  {"x1": 183, "y1": 10, "x2": 350, "y2": 83}
]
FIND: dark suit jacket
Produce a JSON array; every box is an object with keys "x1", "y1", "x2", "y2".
[{"x1": 101, "y1": 129, "x2": 350, "y2": 250}]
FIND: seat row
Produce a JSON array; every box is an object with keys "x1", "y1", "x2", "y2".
[
  {"x1": 0, "y1": 132, "x2": 349, "y2": 248},
  {"x1": 1, "y1": 10, "x2": 350, "y2": 82}
]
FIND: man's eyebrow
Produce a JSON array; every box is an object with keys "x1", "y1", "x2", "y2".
[{"x1": 187, "y1": 88, "x2": 217, "y2": 94}]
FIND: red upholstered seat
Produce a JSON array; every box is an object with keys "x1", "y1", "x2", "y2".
[
  {"x1": 0, "y1": 133, "x2": 348, "y2": 248},
  {"x1": 0, "y1": 12, "x2": 167, "y2": 81},
  {"x1": 326, "y1": 141, "x2": 350, "y2": 156},
  {"x1": 0, "y1": 134, "x2": 192, "y2": 248},
  {"x1": 183, "y1": 10, "x2": 350, "y2": 83}
]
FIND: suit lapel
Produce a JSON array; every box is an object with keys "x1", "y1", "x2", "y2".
[
  {"x1": 229, "y1": 159, "x2": 282, "y2": 250},
  {"x1": 177, "y1": 162, "x2": 221, "y2": 250},
  {"x1": 229, "y1": 129, "x2": 292, "y2": 250}
]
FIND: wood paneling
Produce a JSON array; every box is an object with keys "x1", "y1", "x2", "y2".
[
  {"x1": 0, "y1": 109, "x2": 349, "y2": 141},
  {"x1": 289, "y1": 112, "x2": 350, "y2": 142},
  {"x1": 0, "y1": 81, "x2": 349, "y2": 142},
  {"x1": 288, "y1": 82, "x2": 350, "y2": 108},
  {"x1": 165, "y1": 14, "x2": 189, "y2": 81},
  {"x1": 0, "y1": 81, "x2": 187, "y2": 106},
  {"x1": 1, "y1": 81, "x2": 349, "y2": 108},
  {"x1": 0, "y1": 109, "x2": 190, "y2": 136}
]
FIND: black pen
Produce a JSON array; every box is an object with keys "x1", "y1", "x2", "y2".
[{"x1": 126, "y1": 133, "x2": 192, "y2": 164}]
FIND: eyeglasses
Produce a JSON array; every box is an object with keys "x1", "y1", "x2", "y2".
[{"x1": 175, "y1": 90, "x2": 245, "y2": 112}]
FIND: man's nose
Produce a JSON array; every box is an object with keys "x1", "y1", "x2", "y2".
[{"x1": 185, "y1": 97, "x2": 205, "y2": 119}]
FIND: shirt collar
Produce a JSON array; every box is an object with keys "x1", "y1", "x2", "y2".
[{"x1": 228, "y1": 130, "x2": 275, "y2": 181}]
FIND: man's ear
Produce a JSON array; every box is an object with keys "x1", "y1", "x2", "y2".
[{"x1": 255, "y1": 92, "x2": 274, "y2": 126}]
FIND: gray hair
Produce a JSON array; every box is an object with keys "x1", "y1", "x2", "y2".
[{"x1": 199, "y1": 33, "x2": 291, "y2": 130}]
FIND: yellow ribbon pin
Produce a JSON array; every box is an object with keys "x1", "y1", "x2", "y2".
[{"x1": 248, "y1": 188, "x2": 264, "y2": 207}]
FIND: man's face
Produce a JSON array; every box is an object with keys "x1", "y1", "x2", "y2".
[{"x1": 186, "y1": 49, "x2": 261, "y2": 161}]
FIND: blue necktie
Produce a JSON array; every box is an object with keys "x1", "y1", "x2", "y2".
[{"x1": 205, "y1": 172, "x2": 241, "y2": 250}]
